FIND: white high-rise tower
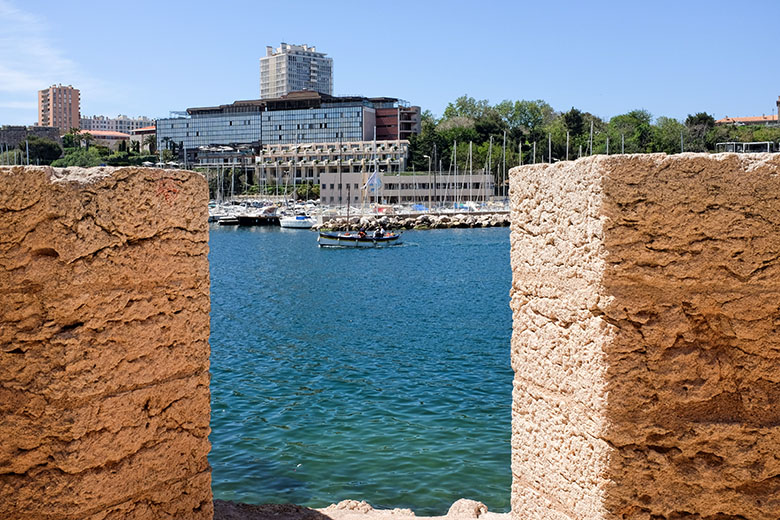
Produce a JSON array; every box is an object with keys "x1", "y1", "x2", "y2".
[{"x1": 260, "y1": 43, "x2": 333, "y2": 99}]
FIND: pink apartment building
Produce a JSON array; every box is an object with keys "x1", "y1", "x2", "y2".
[{"x1": 38, "y1": 84, "x2": 80, "y2": 133}]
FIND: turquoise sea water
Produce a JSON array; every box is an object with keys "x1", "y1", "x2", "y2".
[{"x1": 208, "y1": 226, "x2": 512, "y2": 515}]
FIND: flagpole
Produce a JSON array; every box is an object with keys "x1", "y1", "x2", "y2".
[{"x1": 373, "y1": 126, "x2": 378, "y2": 208}]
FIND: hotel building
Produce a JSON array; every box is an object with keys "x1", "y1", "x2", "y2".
[
  {"x1": 254, "y1": 139, "x2": 410, "y2": 188},
  {"x1": 38, "y1": 84, "x2": 80, "y2": 133},
  {"x1": 260, "y1": 43, "x2": 333, "y2": 99}
]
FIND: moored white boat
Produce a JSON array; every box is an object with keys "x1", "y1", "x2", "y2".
[
  {"x1": 218, "y1": 215, "x2": 239, "y2": 225},
  {"x1": 279, "y1": 215, "x2": 316, "y2": 229}
]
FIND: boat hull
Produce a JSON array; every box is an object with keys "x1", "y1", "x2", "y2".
[
  {"x1": 318, "y1": 232, "x2": 401, "y2": 248},
  {"x1": 217, "y1": 216, "x2": 239, "y2": 225},
  {"x1": 280, "y1": 216, "x2": 315, "y2": 229}
]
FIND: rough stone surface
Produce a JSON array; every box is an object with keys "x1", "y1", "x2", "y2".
[
  {"x1": 446, "y1": 499, "x2": 488, "y2": 518},
  {"x1": 509, "y1": 153, "x2": 780, "y2": 520},
  {"x1": 0, "y1": 166, "x2": 212, "y2": 519}
]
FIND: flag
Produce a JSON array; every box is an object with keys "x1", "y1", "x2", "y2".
[{"x1": 362, "y1": 170, "x2": 381, "y2": 193}]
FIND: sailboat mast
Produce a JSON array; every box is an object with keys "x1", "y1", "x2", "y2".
[
  {"x1": 469, "y1": 141, "x2": 473, "y2": 204},
  {"x1": 502, "y1": 130, "x2": 507, "y2": 199},
  {"x1": 338, "y1": 134, "x2": 342, "y2": 209},
  {"x1": 519, "y1": 140, "x2": 522, "y2": 167},
  {"x1": 454, "y1": 140, "x2": 457, "y2": 207},
  {"x1": 373, "y1": 126, "x2": 378, "y2": 207},
  {"x1": 487, "y1": 136, "x2": 493, "y2": 200}
]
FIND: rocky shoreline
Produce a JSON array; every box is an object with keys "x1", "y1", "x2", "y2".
[
  {"x1": 315, "y1": 212, "x2": 510, "y2": 231},
  {"x1": 214, "y1": 498, "x2": 508, "y2": 520}
]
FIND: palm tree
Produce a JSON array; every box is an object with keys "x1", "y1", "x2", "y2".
[
  {"x1": 62, "y1": 128, "x2": 81, "y2": 148},
  {"x1": 80, "y1": 132, "x2": 94, "y2": 150},
  {"x1": 143, "y1": 134, "x2": 157, "y2": 154}
]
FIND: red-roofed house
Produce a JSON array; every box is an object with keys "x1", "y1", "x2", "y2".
[
  {"x1": 78, "y1": 129, "x2": 131, "y2": 150},
  {"x1": 715, "y1": 96, "x2": 780, "y2": 126}
]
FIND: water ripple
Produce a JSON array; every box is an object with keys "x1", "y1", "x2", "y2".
[{"x1": 209, "y1": 227, "x2": 512, "y2": 515}]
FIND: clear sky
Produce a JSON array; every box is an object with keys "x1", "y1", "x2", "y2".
[{"x1": 2, "y1": 0, "x2": 779, "y2": 126}]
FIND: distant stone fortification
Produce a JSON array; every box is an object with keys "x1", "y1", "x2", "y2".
[
  {"x1": 0, "y1": 125, "x2": 62, "y2": 148},
  {"x1": 509, "y1": 153, "x2": 780, "y2": 520},
  {"x1": 0, "y1": 166, "x2": 212, "y2": 519}
]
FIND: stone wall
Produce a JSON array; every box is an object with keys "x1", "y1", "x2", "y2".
[
  {"x1": 0, "y1": 166, "x2": 212, "y2": 519},
  {"x1": 0, "y1": 126, "x2": 62, "y2": 148},
  {"x1": 509, "y1": 153, "x2": 780, "y2": 520}
]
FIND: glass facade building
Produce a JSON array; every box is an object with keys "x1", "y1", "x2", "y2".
[{"x1": 156, "y1": 92, "x2": 391, "y2": 152}]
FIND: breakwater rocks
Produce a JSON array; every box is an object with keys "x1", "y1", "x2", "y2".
[{"x1": 317, "y1": 212, "x2": 510, "y2": 231}]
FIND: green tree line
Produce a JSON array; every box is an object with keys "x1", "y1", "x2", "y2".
[
  {"x1": 0, "y1": 129, "x2": 160, "y2": 167},
  {"x1": 408, "y1": 95, "x2": 780, "y2": 176}
]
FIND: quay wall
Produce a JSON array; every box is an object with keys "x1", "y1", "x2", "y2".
[
  {"x1": 509, "y1": 153, "x2": 780, "y2": 519},
  {"x1": 0, "y1": 166, "x2": 212, "y2": 519}
]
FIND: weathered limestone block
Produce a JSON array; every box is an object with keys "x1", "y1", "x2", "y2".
[
  {"x1": 0, "y1": 166, "x2": 212, "y2": 519},
  {"x1": 509, "y1": 154, "x2": 780, "y2": 520}
]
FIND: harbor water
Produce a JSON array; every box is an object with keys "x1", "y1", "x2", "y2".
[{"x1": 209, "y1": 225, "x2": 513, "y2": 515}]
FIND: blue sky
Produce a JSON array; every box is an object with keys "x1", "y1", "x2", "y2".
[{"x1": 2, "y1": 0, "x2": 779, "y2": 125}]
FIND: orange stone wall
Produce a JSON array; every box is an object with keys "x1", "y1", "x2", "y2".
[{"x1": 0, "y1": 166, "x2": 212, "y2": 519}]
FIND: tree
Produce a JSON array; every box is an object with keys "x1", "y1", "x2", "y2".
[
  {"x1": 17, "y1": 136, "x2": 62, "y2": 164},
  {"x1": 442, "y1": 95, "x2": 491, "y2": 120},
  {"x1": 0, "y1": 148, "x2": 23, "y2": 164},
  {"x1": 652, "y1": 116, "x2": 687, "y2": 154},
  {"x1": 608, "y1": 110, "x2": 653, "y2": 153},
  {"x1": 511, "y1": 100, "x2": 556, "y2": 142},
  {"x1": 561, "y1": 108, "x2": 585, "y2": 137},
  {"x1": 107, "y1": 151, "x2": 131, "y2": 166},
  {"x1": 144, "y1": 134, "x2": 157, "y2": 154},
  {"x1": 295, "y1": 182, "x2": 320, "y2": 200},
  {"x1": 78, "y1": 131, "x2": 94, "y2": 149},
  {"x1": 408, "y1": 111, "x2": 446, "y2": 171},
  {"x1": 473, "y1": 108, "x2": 508, "y2": 143},
  {"x1": 685, "y1": 112, "x2": 716, "y2": 151},
  {"x1": 62, "y1": 128, "x2": 80, "y2": 148},
  {"x1": 50, "y1": 147, "x2": 104, "y2": 167}
]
